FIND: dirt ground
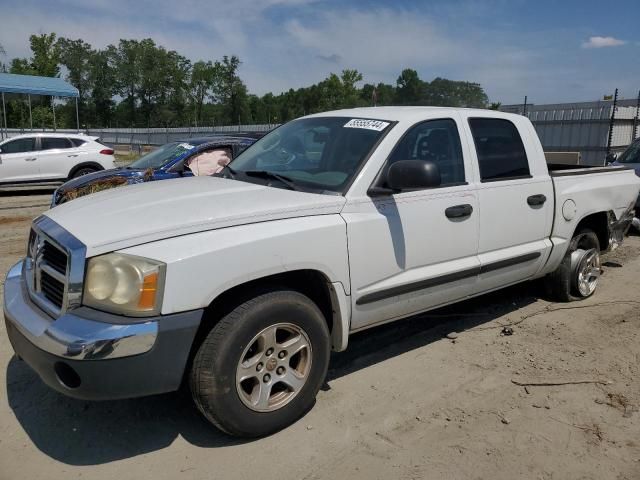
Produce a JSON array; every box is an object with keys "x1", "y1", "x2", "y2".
[{"x1": 0, "y1": 190, "x2": 639, "y2": 480}]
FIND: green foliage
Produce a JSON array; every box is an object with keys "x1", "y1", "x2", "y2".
[
  {"x1": 2, "y1": 33, "x2": 495, "y2": 128},
  {"x1": 29, "y1": 33, "x2": 61, "y2": 77}
]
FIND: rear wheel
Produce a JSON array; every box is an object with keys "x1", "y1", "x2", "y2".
[
  {"x1": 72, "y1": 167, "x2": 98, "y2": 178},
  {"x1": 545, "y1": 228, "x2": 601, "y2": 301},
  {"x1": 189, "y1": 289, "x2": 330, "y2": 437}
]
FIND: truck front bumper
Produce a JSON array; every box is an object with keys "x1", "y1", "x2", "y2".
[{"x1": 4, "y1": 261, "x2": 203, "y2": 400}]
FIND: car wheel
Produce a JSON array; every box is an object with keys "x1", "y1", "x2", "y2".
[
  {"x1": 72, "y1": 167, "x2": 97, "y2": 178},
  {"x1": 545, "y1": 228, "x2": 601, "y2": 301},
  {"x1": 190, "y1": 288, "x2": 330, "y2": 437}
]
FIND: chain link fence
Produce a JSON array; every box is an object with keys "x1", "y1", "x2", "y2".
[{"x1": 0, "y1": 124, "x2": 279, "y2": 152}]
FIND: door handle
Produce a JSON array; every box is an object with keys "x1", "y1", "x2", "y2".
[
  {"x1": 445, "y1": 204, "x2": 473, "y2": 219},
  {"x1": 25, "y1": 157, "x2": 37, "y2": 162},
  {"x1": 67, "y1": 154, "x2": 79, "y2": 158},
  {"x1": 527, "y1": 194, "x2": 547, "y2": 206}
]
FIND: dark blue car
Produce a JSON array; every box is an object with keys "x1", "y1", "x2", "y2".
[{"x1": 51, "y1": 134, "x2": 261, "y2": 206}]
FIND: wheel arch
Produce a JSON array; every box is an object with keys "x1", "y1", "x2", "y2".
[
  {"x1": 571, "y1": 211, "x2": 609, "y2": 251},
  {"x1": 188, "y1": 269, "x2": 350, "y2": 369},
  {"x1": 68, "y1": 161, "x2": 104, "y2": 179}
]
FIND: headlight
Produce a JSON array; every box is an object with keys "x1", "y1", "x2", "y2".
[{"x1": 83, "y1": 253, "x2": 165, "y2": 317}]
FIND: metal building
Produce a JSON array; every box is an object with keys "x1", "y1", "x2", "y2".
[{"x1": 502, "y1": 98, "x2": 640, "y2": 165}]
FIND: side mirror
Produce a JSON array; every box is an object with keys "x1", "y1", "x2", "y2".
[
  {"x1": 387, "y1": 160, "x2": 441, "y2": 191},
  {"x1": 606, "y1": 152, "x2": 618, "y2": 164}
]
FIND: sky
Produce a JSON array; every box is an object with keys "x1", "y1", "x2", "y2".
[{"x1": 1, "y1": 0, "x2": 639, "y2": 105}]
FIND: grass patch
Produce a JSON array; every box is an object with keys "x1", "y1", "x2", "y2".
[{"x1": 114, "y1": 152, "x2": 141, "y2": 167}]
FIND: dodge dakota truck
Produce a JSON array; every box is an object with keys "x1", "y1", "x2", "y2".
[{"x1": 4, "y1": 107, "x2": 639, "y2": 437}]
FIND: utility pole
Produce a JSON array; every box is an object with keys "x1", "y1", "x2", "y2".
[
  {"x1": 52, "y1": 96, "x2": 57, "y2": 131},
  {"x1": 633, "y1": 89, "x2": 640, "y2": 142},
  {"x1": 606, "y1": 88, "x2": 618, "y2": 158},
  {"x1": 522, "y1": 95, "x2": 528, "y2": 116}
]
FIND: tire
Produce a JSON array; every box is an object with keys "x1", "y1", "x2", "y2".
[
  {"x1": 190, "y1": 288, "x2": 330, "y2": 437},
  {"x1": 72, "y1": 167, "x2": 97, "y2": 178},
  {"x1": 545, "y1": 228, "x2": 601, "y2": 302}
]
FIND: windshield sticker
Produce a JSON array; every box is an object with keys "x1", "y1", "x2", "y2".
[
  {"x1": 178, "y1": 143, "x2": 195, "y2": 150},
  {"x1": 344, "y1": 119, "x2": 390, "y2": 131}
]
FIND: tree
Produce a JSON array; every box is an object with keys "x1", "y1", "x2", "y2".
[
  {"x1": 396, "y1": 69, "x2": 422, "y2": 104},
  {"x1": 340, "y1": 69, "x2": 363, "y2": 107},
  {"x1": 29, "y1": 33, "x2": 61, "y2": 77},
  {"x1": 88, "y1": 47, "x2": 118, "y2": 127},
  {"x1": 113, "y1": 39, "x2": 141, "y2": 125},
  {"x1": 189, "y1": 60, "x2": 219, "y2": 125},
  {"x1": 214, "y1": 55, "x2": 249, "y2": 124},
  {"x1": 423, "y1": 78, "x2": 488, "y2": 108},
  {"x1": 57, "y1": 37, "x2": 94, "y2": 126},
  {"x1": 0, "y1": 43, "x2": 7, "y2": 73}
]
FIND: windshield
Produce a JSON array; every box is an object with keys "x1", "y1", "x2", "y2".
[
  {"x1": 128, "y1": 142, "x2": 197, "y2": 169},
  {"x1": 228, "y1": 117, "x2": 392, "y2": 193},
  {"x1": 617, "y1": 139, "x2": 640, "y2": 164}
]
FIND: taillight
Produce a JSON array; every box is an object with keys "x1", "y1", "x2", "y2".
[{"x1": 100, "y1": 149, "x2": 114, "y2": 155}]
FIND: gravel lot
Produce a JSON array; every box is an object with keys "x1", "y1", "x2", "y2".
[{"x1": 1, "y1": 190, "x2": 639, "y2": 480}]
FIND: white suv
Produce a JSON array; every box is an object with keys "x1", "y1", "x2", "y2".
[{"x1": 0, "y1": 133, "x2": 116, "y2": 185}]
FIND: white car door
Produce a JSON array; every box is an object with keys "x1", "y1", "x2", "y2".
[
  {"x1": 459, "y1": 114, "x2": 554, "y2": 295},
  {"x1": 0, "y1": 137, "x2": 39, "y2": 183},
  {"x1": 343, "y1": 116, "x2": 480, "y2": 330},
  {"x1": 37, "y1": 137, "x2": 77, "y2": 180}
]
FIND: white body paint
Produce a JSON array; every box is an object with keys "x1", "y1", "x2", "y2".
[{"x1": 43, "y1": 107, "x2": 640, "y2": 351}]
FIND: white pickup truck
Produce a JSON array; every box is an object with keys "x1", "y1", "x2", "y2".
[{"x1": 4, "y1": 107, "x2": 639, "y2": 437}]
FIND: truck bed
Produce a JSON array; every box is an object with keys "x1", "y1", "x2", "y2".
[{"x1": 547, "y1": 163, "x2": 634, "y2": 177}]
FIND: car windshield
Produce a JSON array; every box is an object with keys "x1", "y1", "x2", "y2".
[
  {"x1": 617, "y1": 140, "x2": 640, "y2": 164},
  {"x1": 128, "y1": 142, "x2": 197, "y2": 169},
  {"x1": 227, "y1": 117, "x2": 392, "y2": 193}
]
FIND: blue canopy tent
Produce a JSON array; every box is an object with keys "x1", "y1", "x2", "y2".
[{"x1": 0, "y1": 73, "x2": 80, "y2": 140}]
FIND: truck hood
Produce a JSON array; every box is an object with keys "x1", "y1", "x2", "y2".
[{"x1": 44, "y1": 176, "x2": 346, "y2": 256}]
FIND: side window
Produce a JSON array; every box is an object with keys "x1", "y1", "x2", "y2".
[
  {"x1": 468, "y1": 118, "x2": 530, "y2": 181},
  {"x1": 0, "y1": 138, "x2": 36, "y2": 154},
  {"x1": 70, "y1": 138, "x2": 87, "y2": 147},
  {"x1": 387, "y1": 118, "x2": 465, "y2": 187},
  {"x1": 41, "y1": 137, "x2": 73, "y2": 150}
]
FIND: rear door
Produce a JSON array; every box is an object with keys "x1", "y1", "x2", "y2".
[
  {"x1": 37, "y1": 137, "x2": 77, "y2": 179},
  {"x1": 0, "y1": 137, "x2": 38, "y2": 183},
  {"x1": 459, "y1": 114, "x2": 554, "y2": 294},
  {"x1": 344, "y1": 115, "x2": 480, "y2": 330}
]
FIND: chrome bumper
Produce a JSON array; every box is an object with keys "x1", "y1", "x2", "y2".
[{"x1": 4, "y1": 260, "x2": 157, "y2": 360}]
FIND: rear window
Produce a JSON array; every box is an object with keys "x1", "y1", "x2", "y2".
[
  {"x1": 70, "y1": 138, "x2": 87, "y2": 147},
  {"x1": 468, "y1": 118, "x2": 530, "y2": 182},
  {"x1": 41, "y1": 137, "x2": 73, "y2": 150}
]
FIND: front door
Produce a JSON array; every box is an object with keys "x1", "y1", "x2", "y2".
[
  {"x1": 0, "y1": 137, "x2": 38, "y2": 183},
  {"x1": 343, "y1": 117, "x2": 480, "y2": 330}
]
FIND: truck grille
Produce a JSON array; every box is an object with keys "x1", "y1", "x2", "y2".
[
  {"x1": 26, "y1": 227, "x2": 70, "y2": 316},
  {"x1": 42, "y1": 240, "x2": 68, "y2": 275},
  {"x1": 40, "y1": 270, "x2": 66, "y2": 308}
]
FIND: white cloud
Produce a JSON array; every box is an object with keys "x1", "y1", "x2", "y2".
[
  {"x1": 581, "y1": 36, "x2": 626, "y2": 48},
  {"x1": 1, "y1": 1, "x2": 639, "y2": 105}
]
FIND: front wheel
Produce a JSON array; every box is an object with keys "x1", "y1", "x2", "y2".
[
  {"x1": 189, "y1": 289, "x2": 330, "y2": 437},
  {"x1": 545, "y1": 228, "x2": 601, "y2": 301}
]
